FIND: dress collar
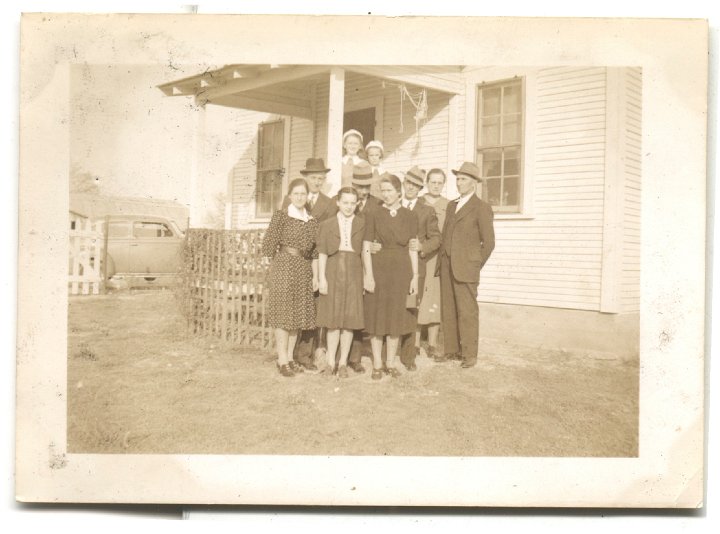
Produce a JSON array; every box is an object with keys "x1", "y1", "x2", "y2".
[
  {"x1": 342, "y1": 154, "x2": 363, "y2": 165},
  {"x1": 287, "y1": 203, "x2": 311, "y2": 222}
]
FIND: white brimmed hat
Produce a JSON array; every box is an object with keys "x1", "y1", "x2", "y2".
[
  {"x1": 342, "y1": 129, "x2": 364, "y2": 144},
  {"x1": 365, "y1": 140, "x2": 384, "y2": 154}
]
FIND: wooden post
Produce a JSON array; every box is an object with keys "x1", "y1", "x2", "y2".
[
  {"x1": 326, "y1": 67, "x2": 345, "y2": 197},
  {"x1": 102, "y1": 215, "x2": 110, "y2": 293}
]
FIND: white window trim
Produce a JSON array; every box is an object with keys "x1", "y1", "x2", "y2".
[{"x1": 464, "y1": 68, "x2": 536, "y2": 220}]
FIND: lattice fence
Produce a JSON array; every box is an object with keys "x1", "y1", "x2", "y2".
[
  {"x1": 68, "y1": 218, "x2": 105, "y2": 295},
  {"x1": 176, "y1": 229, "x2": 273, "y2": 350}
]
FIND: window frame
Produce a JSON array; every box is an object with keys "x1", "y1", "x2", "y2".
[
  {"x1": 254, "y1": 118, "x2": 286, "y2": 219},
  {"x1": 475, "y1": 77, "x2": 526, "y2": 214}
]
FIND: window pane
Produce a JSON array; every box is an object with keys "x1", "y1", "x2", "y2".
[
  {"x1": 503, "y1": 84, "x2": 521, "y2": 113},
  {"x1": 480, "y1": 115, "x2": 500, "y2": 146},
  {"x1": 502, "y1": 177, "x2": 519, "y2": 207},
  {"x1": 482, "y1": 86, "x2": 501, "y2": 116},
  {"x1": 108, "y1": 222, "x2": 131, "y2": 238},
  {"x1": 482, "y1": 149, "x2": 502, "y2": 177},
  {"x1": 257, "y1": 171, "x2": 272, "y2": 215},
  {"x1": 504, "y1": 147, "x2": 520, "y2": 176},
  {"x1": 486, "y1": 178, "x2": 501, "y2": 206},
  {"x1": 134, "y1": 222, "x2": 172, "y2": 238},
  {"x1": 503, "y1": 113, "x2": 522, "y2": 145}
]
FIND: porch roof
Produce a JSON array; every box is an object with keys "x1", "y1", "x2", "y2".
[{"x1": 157, "y1": 64, "x2": 464, "y2": 118}]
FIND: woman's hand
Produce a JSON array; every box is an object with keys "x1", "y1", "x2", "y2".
[
  {"x1": 318, "y1": 277, "x2": 328, "y2": 295},
  {"x1": 409, "y1": 274, "x2": 418, "y2": 295},
  {"x1": 312, "y1": 277, "x2": 319, "y2": 293},
  {"x1": 364, "y1": 274, "x2": 375, "y2": 293}
]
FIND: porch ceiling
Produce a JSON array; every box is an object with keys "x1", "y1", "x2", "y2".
[{"x1": 157, "y1": 64, "x2": 464, "y2": 116}]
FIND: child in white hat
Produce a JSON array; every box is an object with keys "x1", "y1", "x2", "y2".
[
  {"x1": 365, "y1": 140, "x2": 386, "y2": 198},
  {"x1": 341, "y1": 129, "x2": 365, "y2": 187}
]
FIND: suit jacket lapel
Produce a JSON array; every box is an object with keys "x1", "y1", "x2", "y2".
[
  {"x1": 312, "y1": 193, "x2": 329, "y2": 219},
  {"x1": 454, "y1": 194, "x2": 479, "y2": 223}
]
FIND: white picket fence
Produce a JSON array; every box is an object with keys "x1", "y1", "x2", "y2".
[{"x1": 68, "y1": 218, "x2": 105, "y2": 295}]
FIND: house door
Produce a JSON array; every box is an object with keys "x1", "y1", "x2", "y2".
[{"x1": 343, "y1": 107, "x2": 376, "y2": 150}]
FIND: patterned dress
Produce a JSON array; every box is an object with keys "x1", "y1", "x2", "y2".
[
  {"x1": 262, "y1": 210, "x2": 319, "y2": 330},
  {"x1": 418, "y1": 195, "x2": 449, "y2": 325},
  {"x1": 363, "y1": 206, "x2": 419, "y2": 336}
]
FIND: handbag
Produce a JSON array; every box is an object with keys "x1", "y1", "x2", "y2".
[{"x1": 406, "y1": 292, "x2": 418, "y2": 309}]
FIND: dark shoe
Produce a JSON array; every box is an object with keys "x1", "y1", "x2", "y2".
[
  {"x1": 427, "y1": 346, "x2": 438, "y2": 359},
  {"x1": 434, "y1": 353, "x2": 450, "y2": 363},
  {"x1": 451, "y1": 353, "x2": 463, "y2": 361},
  {"x1": 277, "y1": 363, "x2": 295, "y2": 377},
  {"x1": 288, "y1": 360, "x2": 304, "y2": 373},
  {"x1": 337, "y1": 365, "x2": 349, "y2": 378},
  {"x1": 371, "y1": 368, "x2": 383, "y2": 380},
  {"x1": 348, "y1": 361, "x2": 366, "y2": 374},
  {"x1": 405, "y1": 363, "x2": 417, "y2": 372},
  {"x1": 298, "y1": 360, "x2": 319, "y2": 373},
  {"x1": 461, "y1": 359, "x2": 477, "y2": 368},
  {"x1": 387, "y1": 367, "x2": 401, "y2": 378}
]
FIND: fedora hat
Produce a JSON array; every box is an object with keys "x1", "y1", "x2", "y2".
[
  {"x1": 452, "y1": 161, "x2": 481, "y2": 181},
  {"x1": 299, "y1": 158, "x2": 331, "y2": 175},
  {"x1": 404, "y1": 165, "x2": 425, "y2": 188},
  {"x1": 351, "y1": 161, "x2": 373, "y2": 186}
]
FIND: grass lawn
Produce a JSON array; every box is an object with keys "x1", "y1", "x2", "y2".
[{"x1": 67, "y1": 290, "x2": 638, "y2": 457}]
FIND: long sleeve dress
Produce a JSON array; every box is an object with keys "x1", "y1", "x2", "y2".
[
  {"x1": 261, "y1": 210, "x2": 319, "y2": 330},
  {"x1": 363, "y1": 206, "x2": 419, "y2": 337}
]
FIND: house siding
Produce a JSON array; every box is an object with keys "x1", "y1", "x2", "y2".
[
  {"x1": 622, "y1": 67, "x2": 642, "y2": 313},
  {"x1": 477, "y1": 67, "x2": 608, "y2": 311}
]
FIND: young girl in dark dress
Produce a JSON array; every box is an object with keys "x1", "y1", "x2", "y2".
[
  {"x1": 317, "y1": 187, "x2": 365, "y2": 378},
  {"x1": 362, "y1": 174, "x2": 419, "y2": 379},
  {"x1": 261, "y1": 178, "x2": 319, "y2": 378}
]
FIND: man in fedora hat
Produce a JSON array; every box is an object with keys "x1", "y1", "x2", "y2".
[
  {"x1": 281, "y1": 157, "x2": 337, "y2": 372},
  {"x1": 435, "y1": 161, "x2": 495, "y2": 368},
  {"x1": 398, "y1": 165, "x2": 441, "y2": 371},
  {"x1": 282, "y1": 157, "x2": 337, "y2": 223}
]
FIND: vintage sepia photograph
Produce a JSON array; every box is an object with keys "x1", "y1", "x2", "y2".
[
  {"x1": 16, "y1": 14, "x2": 707, "y2": 507},
  {"x1": 67, "y1": 63, "x2": 640, "y2": 457}
]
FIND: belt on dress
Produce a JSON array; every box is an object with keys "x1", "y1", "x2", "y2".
[{"x1": 279, "y1": 245, "x2": 302, "y2": 257}]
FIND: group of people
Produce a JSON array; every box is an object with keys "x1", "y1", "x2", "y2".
[{"x1": 261, "y1": 129, "x2": 495, "y2": 379}]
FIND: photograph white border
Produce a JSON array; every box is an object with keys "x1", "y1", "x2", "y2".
[{"x1": 14, "y1": 12, "x2": 708, "y2": 508}]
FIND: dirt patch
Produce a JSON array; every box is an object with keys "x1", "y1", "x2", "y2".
[{"x1": 67, "y1": 290, "x2": 638, "y2": 456}]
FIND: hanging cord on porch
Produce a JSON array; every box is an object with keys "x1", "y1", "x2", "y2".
[{"x1": 399, "y1": 84, "x2": 428, "y2": 152}]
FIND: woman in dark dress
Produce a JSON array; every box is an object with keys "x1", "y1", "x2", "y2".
[
  {"x1": 317, "y1": 187, "x2": 365, "y2": 378},
  {"x1": 262, "y1": 178, "x2": 319, "y2": 377},
  {"x1": 362, "y1": 174, "x2": 419, "y2": 379}
]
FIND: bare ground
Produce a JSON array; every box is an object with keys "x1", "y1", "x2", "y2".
[{"x1": 67, "y1": 290, "x2": 638, "y2": 456}]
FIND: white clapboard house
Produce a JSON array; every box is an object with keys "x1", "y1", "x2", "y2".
[{"x1": 158, "y1": 65, "x2": 641, "y2": 356}]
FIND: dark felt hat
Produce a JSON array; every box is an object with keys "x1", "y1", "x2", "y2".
[{"x1": 299, "y1": 158, "x2": 331, "y2": 175}]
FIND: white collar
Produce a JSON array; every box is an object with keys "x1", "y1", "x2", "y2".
[
  {"x1": 342, "y1": 154, "x2": 363, "y2": 164},
  {"x1": 287, "y1": 203, "x2": 311, "y2": 222},
  {"x1": 403, "y1": 197, "x2": 417, "y2": 209},
  {"x1": 337, "y1": 212, "x2": 355, "y2": 223}
]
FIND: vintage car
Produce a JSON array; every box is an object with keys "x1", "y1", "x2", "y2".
[{"x1": 101, "y1": 215, "x2": 185, "y2": 289}]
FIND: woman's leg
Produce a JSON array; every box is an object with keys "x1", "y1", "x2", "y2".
[
  {"x1": 386, "y1": 335, "x2": 400, "y2": 370},
  {"x1": 274, "y1": 328, "x2": 289, "y2": 365},
  {"x1": 370, "y1": 335, "x2": 384, "y2": 370},
  {"x1": 338, "y1": 329, "x2": 354, "y2": 367},
  {"x1": 287, "y1": 329, "x2": 299, "y2": 363},
  {"x1": 325, "y1": 329, "x2": 341, "y2": 370},
  {"x1": 427, "y1": 323, "x2": 440, "y2": 351}
]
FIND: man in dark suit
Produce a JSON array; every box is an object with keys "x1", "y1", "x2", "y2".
[
  {"x1": 281, "y1": 158, "x2": 337, "y2": 372},
  {"x1": 399, "y1": 166, "x2": 441, "y2": 371},
  {"x1": 436, "y1": 162, "x2": 495, "y2": 368}
]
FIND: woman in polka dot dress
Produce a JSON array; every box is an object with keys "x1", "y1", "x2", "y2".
[{"x1": 262, "y1": 178, "x2": 319, "y2": 377}]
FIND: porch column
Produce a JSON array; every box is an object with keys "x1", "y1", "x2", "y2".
[
  {"x1": 326, "y1": 67, "x2": 345, "y2": 196},
  {"x1": 190, "y1": 102, "x2": 207, "y2": 227}
]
